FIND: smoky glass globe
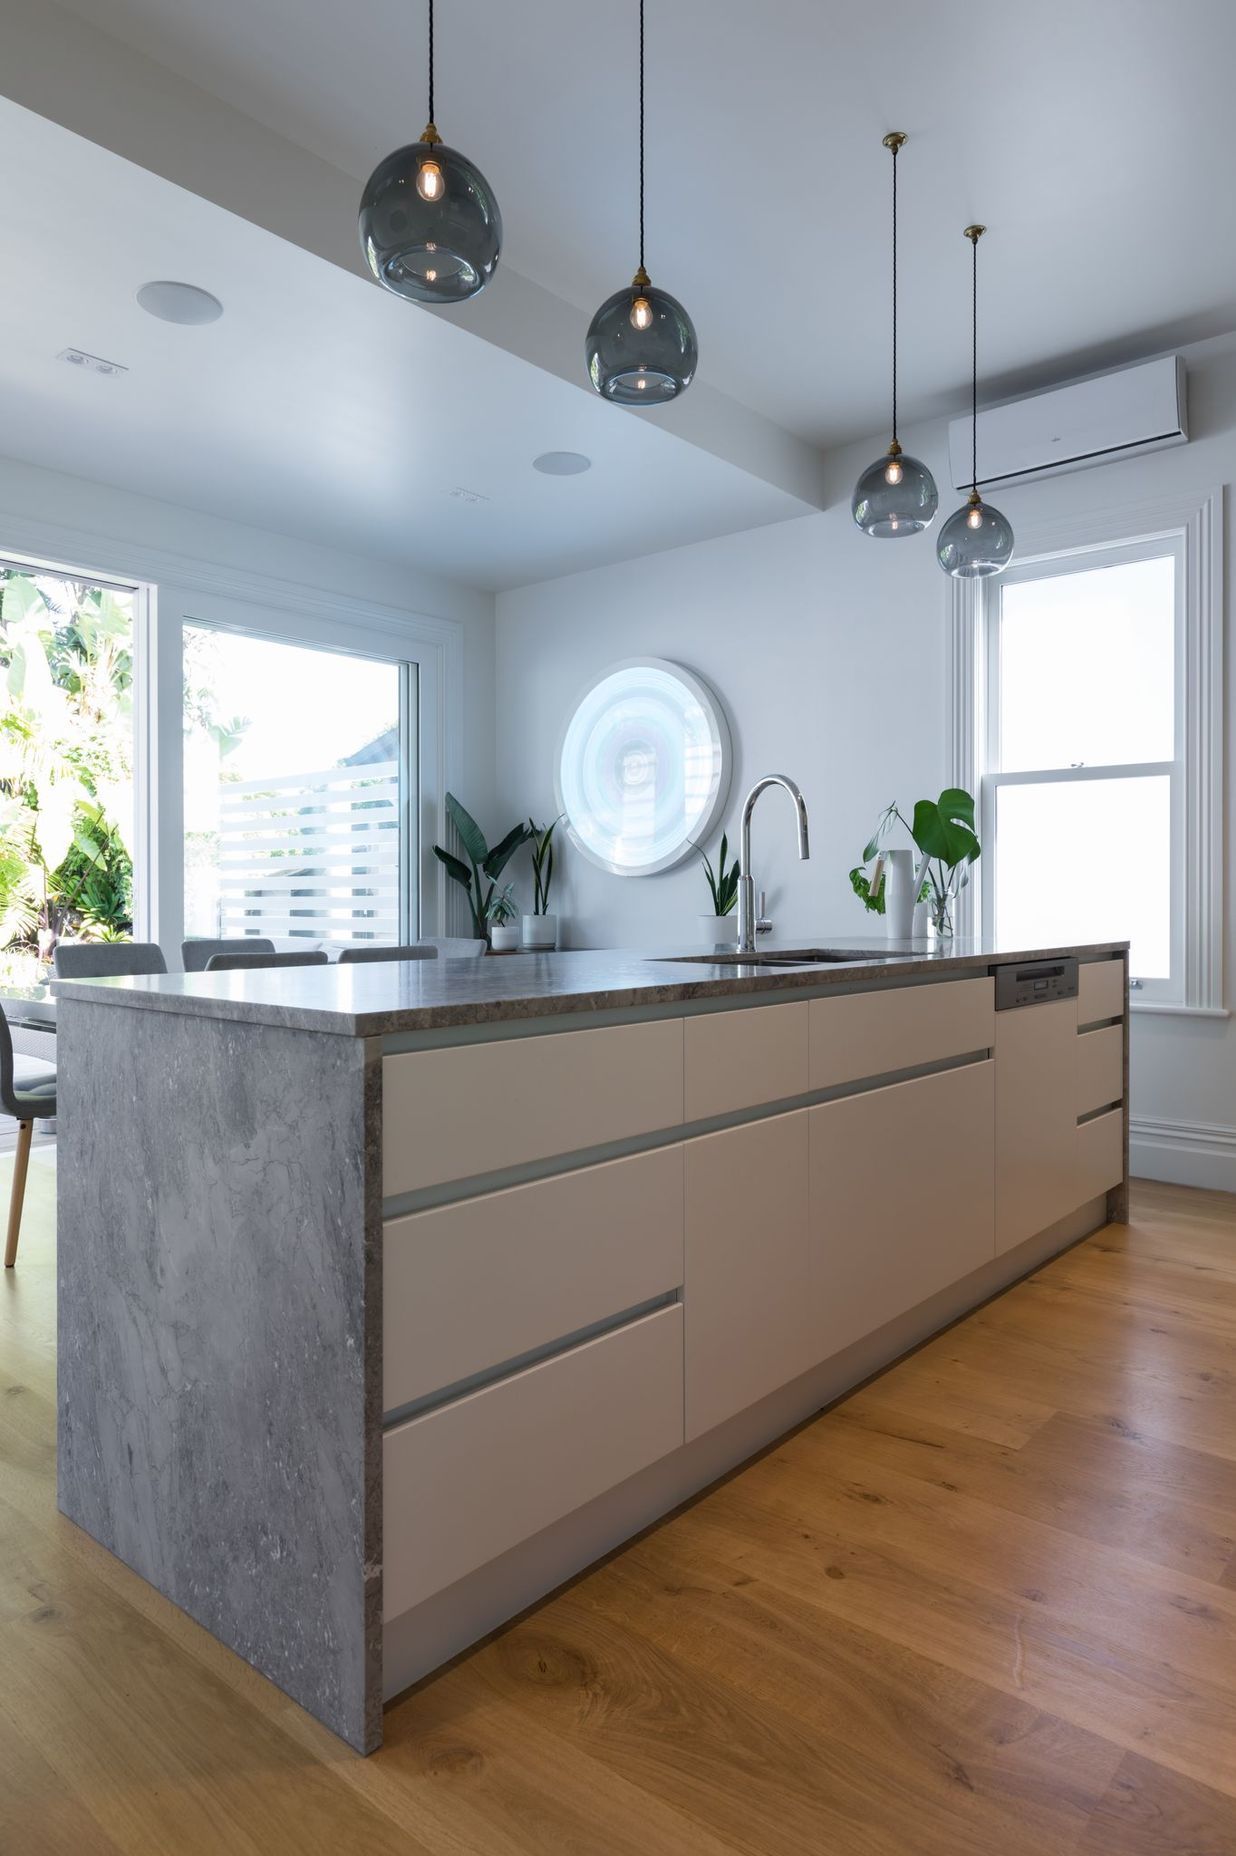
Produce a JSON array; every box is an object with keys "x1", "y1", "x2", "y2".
[
  {"x1": 585, "y1": 282, "x2": 698, "y2": 404},
  {"x1": 937, "y1": 498, "x2": 1015, "y2": 578},
  {"x1": 851, "y1": 450, "x2": 939, "y2": 537},
  {"x1": 359, "y1": 140, "x2": 502, "y2": 305}
]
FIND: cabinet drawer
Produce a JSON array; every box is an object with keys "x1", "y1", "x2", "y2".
[
  {"x1": 1078, "y1": 958, "x2": 1125, "y2": 1027},
  {"x1": 383, "y1": 1304, "x2": 684, "y2": 1617},
  {"x1": 384, "y1": 1145, "x2": 684, "y2": 1412},
  {"x1": 1076, "y1": 1024, "x2": 1123, "y2": 1119},
  {"x1": 810, "y1": 1061, "x2": 995, "y2": 1359},
  {"x1": 684, "y1": 1002, "x2": 808, "y2": 1121},
  {"x1": 1077, "y1": 1109, "x2": 1124, "y2": 1204},
  {"x1": 684, "y1": 1109, "x2": 811, "y2": 1441},
  {"x1": 809, "y1": 977, "x2": 993, "y2": 1092},
  {"x1": 383, "y1": 1019, "x2": 683, "y2": 1195}
]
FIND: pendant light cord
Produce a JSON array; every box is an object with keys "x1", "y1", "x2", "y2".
[
  {"x1": 428, "y1": 0, "x2": 435, "y2": 125},
  {"x1": 970, "y1": 229, "x2": 978, "y2": 496},
  {"x1": 890, "y1": 140, "x2": 898, "y2": 447},
  {"x1": 638, "y1": 0, "x2": 646, "y2": 273}
]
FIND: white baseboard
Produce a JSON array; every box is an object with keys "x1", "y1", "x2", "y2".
[{"x1": 1130, "y1": 1115, "x2": 1236, "y2": 1193}]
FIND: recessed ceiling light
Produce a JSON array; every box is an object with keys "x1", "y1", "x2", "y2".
[
  {"x1": 136, "y1": 280, "x2": 224, "y2": 325},
  {"x1": 533, "y1": 451, "x2": 592, "y2": 476},
  {"x1": 58, "y1": 348, "x2": 128, "y2": 378}
]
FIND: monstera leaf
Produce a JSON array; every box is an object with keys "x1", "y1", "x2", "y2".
[{"x1": 910, "y1": 788, "x2": 981, "y2": 873}]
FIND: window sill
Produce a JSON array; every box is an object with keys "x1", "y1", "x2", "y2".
[{"x1": 1130, "y1": 1001, "x2": 1230, "y2": 1020}]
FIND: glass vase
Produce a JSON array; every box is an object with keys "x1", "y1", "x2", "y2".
[{"x1": 929, "y1": 888, "x2": 956, "y2": 939}]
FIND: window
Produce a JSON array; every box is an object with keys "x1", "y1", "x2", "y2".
[
  {"x1": 950, "y1": 490, "x2": 1223, "y2": 1014},
  {"x1": 0, "y1": 554, "x2": 146, "y2": 985},
  {"x1": 182, "y1": 624, "x2": 417, "y2": 947}
]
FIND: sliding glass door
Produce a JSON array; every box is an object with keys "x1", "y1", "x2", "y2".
[{"x1": 182, "y1": 624, "x2": 418, "y2": 948}]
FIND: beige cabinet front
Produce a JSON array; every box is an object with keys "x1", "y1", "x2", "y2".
[
  {"x1": 994, "y1": 997, "x2": 1079, "y2": 1253},
  {"x1": 809, "y1": 1061, "x2": 995, "y2": 1360},
  {"x1": 683, "y1": 1109, "x2": 811, "y2": 1441}
]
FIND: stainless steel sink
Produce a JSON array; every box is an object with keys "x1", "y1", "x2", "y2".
[{"x1": 657, "y1": 948, "x2": 920, "y2": 967}]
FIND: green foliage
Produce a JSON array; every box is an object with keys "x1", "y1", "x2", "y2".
[
  {"x1": 433, "y1": 795, "x2": 533, "y2": 940},
  {"x1": 697, "y1": 831, "x2": 739, "y2": 916},
  {"x1": 527, "y1": 815, "x2": 563, "y2": 916},
  {"x1": 486, "y1": 882, "x2": 518, "y2": 926},
  {"x1": 852, "y1": 790, "x2": 981, "y2": 919},
  {"x1": 0, "y1": 571, "x2": 139, "y2": 947}
]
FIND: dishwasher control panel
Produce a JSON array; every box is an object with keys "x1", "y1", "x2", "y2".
[{"x1": 994, "y1": 956, "x2": 1079, "y2": 1010}]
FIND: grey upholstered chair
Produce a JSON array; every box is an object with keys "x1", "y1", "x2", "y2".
[
  {"x1": 1, "y1": 1004, "x2": 56, "y2": 1268},
  {"x1": 418, "y1": 937, "x2": 488, "y2": 958},
  {"x1": 336, "y1": 944, "x2": 439, "y2": 964},
  {"x1": 53, "y1": 941, "x2": 168, "y2": 979},
  {"x1": 182, "y1": 937, "x2": 276, "y2": 972},
  {"x1": 205, "y1": 950, "x2": 329, "y2": 972}
]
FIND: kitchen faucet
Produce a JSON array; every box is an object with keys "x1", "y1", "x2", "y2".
[{"x1": 736, "y1": 775, "x2": 811, "y2": 953}]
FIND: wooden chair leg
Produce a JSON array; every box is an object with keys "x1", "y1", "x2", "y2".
[{"x1": 5, "y1": 1121, "x2": 33, "y2": 1268}]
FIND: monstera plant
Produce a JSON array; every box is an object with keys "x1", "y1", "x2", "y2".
[
  {"x1": 851, "y1": 788, "x2": 981, "y2": 936},
  {"x1": 433, "y1": 794, "x2": 532, "y2": 943}
]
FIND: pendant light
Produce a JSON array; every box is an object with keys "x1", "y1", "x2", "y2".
[
  {"x1": 585, "y1": 0, "x2": 698, "y2": 404},
  {"x1": 937, "y1": 226, "x2": 1015, "y2": 578},
  {"x1": 852, "y1": 133, "x2": 938, "y2": 538},
  {"x1": 358, "y1": 0, "x2": 501, "y2": 305}
]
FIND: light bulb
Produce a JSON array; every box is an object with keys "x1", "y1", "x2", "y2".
[
  {"x1": 630, "y1": 294, "x2": 653, "y2": 331},
  {"x1": 425, "y1": 269, "x2": 438, "y2": 282},
  {"x1": 416, "y1": 159, "x2": 444, "y2": 202},
  {"x1": 966, "y1": 504, "x2": 984, "y2": 530},
  {"x1": 884, "y1": 458, "x2": 903, "y2": 486},
  {"x1": 635, "y1": 374, "x2": 648, "y2": 390}
]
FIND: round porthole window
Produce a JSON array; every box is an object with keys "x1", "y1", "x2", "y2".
[{"x1": 555, "y1": 659, "x2": 732, "y2": 876}]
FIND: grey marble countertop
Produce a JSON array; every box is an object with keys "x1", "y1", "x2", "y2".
[{"x1": 49, "y1": 936, "x2": 1128, "y2": 1038}]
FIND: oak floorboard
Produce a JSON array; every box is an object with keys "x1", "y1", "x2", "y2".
[{"x1": 3, "y1": 1158, "x2": 1235, "y2": 1854}]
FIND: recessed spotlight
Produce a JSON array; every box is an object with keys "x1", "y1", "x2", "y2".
[
  {"x1": 58, "y1": 348, "x2": 128, "y2": 377},
  {"x1": 137, "y1": 281, "x2": 224, "y2": 325},
  {"x1": 533, "y1": 451, "x2": 592, "y2": 476}
]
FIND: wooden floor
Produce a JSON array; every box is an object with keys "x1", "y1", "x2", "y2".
[{"x1": 3, "y1": 1167, "x2": 1236, "y2": 1854}]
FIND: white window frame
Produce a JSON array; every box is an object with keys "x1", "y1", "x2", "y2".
[
  {"x1": 0, "y1": 509, "x2": 465, "y2": 961},
  {"x1": 947, "y1": 486, "x2": 1224, "y2": 1017}
]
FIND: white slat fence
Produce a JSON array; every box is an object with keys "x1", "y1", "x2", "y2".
[{"x1": 217, "y1": 760, "x2": 400, "y2": 942}]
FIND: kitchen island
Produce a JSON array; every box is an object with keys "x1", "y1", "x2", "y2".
[{"x1": 54, "y1": 938, "x2": 1128, "y2": 1752}]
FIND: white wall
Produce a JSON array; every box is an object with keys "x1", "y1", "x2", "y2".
[{"x1": 496, "y1": 346, "x2": 1236, "y2": 1191}]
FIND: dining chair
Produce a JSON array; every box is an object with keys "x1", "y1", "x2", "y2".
[
  {"x1": 336, "y1": 944, "x2": 439, "y2": 964},
  {"x1": 1, "y1": 1004, "x2": 56, "y2": 1268},
  {"x1": 182, "y1": 937, "x2": 276, "y2": 972},
  {"x1": 205, "y1": 950, "x2": 330, "y2": 971},
  {"x1": 53, "y1": 941, "x2": 168, "y2": 979},
  {"x1": 417, "y1": 937, "x2": 488, "y2": 957}
]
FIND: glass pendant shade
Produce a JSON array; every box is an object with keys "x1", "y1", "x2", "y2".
[
  {"x1": 586, "y1": 280, "x2": 698, "y2": 404},
  {"x1": 937, "y1": 496, "x2": 1015, "y2": 578},
  {"x1": 359, "y1": 138, "x2": 501, "y2": 305},
  {"x1": 852, "y1": 448, "x2": 939, "y2": 537}
]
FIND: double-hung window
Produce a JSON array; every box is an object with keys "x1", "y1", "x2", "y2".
[{"x1": 956, "y1": 491, "x2": 1223, "y2": 1013}]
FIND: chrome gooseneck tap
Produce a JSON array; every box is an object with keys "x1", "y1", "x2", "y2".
[{"x1": 736, "y1": 775, "x2": 810, "y2": 953}]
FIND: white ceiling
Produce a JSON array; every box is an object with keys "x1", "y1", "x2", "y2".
[
  {"x1": 0, "y1": 99, "x2": 812, "y2": 590},
  {"x1": 43, "y1": 0, "x2": 1236, "y2": 446}
]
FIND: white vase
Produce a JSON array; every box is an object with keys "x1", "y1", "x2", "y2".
[
  {"x1": 883, "y1": 849, "x2": 919, "y2": 941},
  {"x1": 490, "y1": 923, "x2": 521, "y2": 952},
  {"x1": 700, "y1": 915, "x2": 737, "y2": 946},
  {"x1": 521, "y1": 913, "x2": 557, "y2": 949}
]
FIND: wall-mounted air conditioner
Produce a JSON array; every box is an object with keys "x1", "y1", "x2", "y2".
[{"x1": 948, "y1": 354, "x2": 1188, "y2": 494}]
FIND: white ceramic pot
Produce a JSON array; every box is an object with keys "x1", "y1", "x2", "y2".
[
  {"x1": 522, "y1": 913, "x2": 558, "y2": 949},
  {"x1": 883, "y1": 849, "x2": 919, "y2": 941},
  {"x1": 490, "y1": 923, "x2": 521, "y2": 952},
  {"x1": 699, "y1": 914, "x2": 737, "y2": 946}
]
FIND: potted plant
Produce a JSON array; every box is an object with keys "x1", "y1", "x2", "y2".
[
  {"x1": 522, "y1": 815, "x2": 562, "y2": 949},
  {"x1": 696, "y1": 831, "x2": 739, "y2": 945},
  {"x1": 432, "y1": 794, "x2": 532, "y2": 948},
  {"x1": 850, "y1": 788, "x2": 980, "y2": 939},
  {"x1": 487, "y1": 882, "x2": 522, "y2": 952}
]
